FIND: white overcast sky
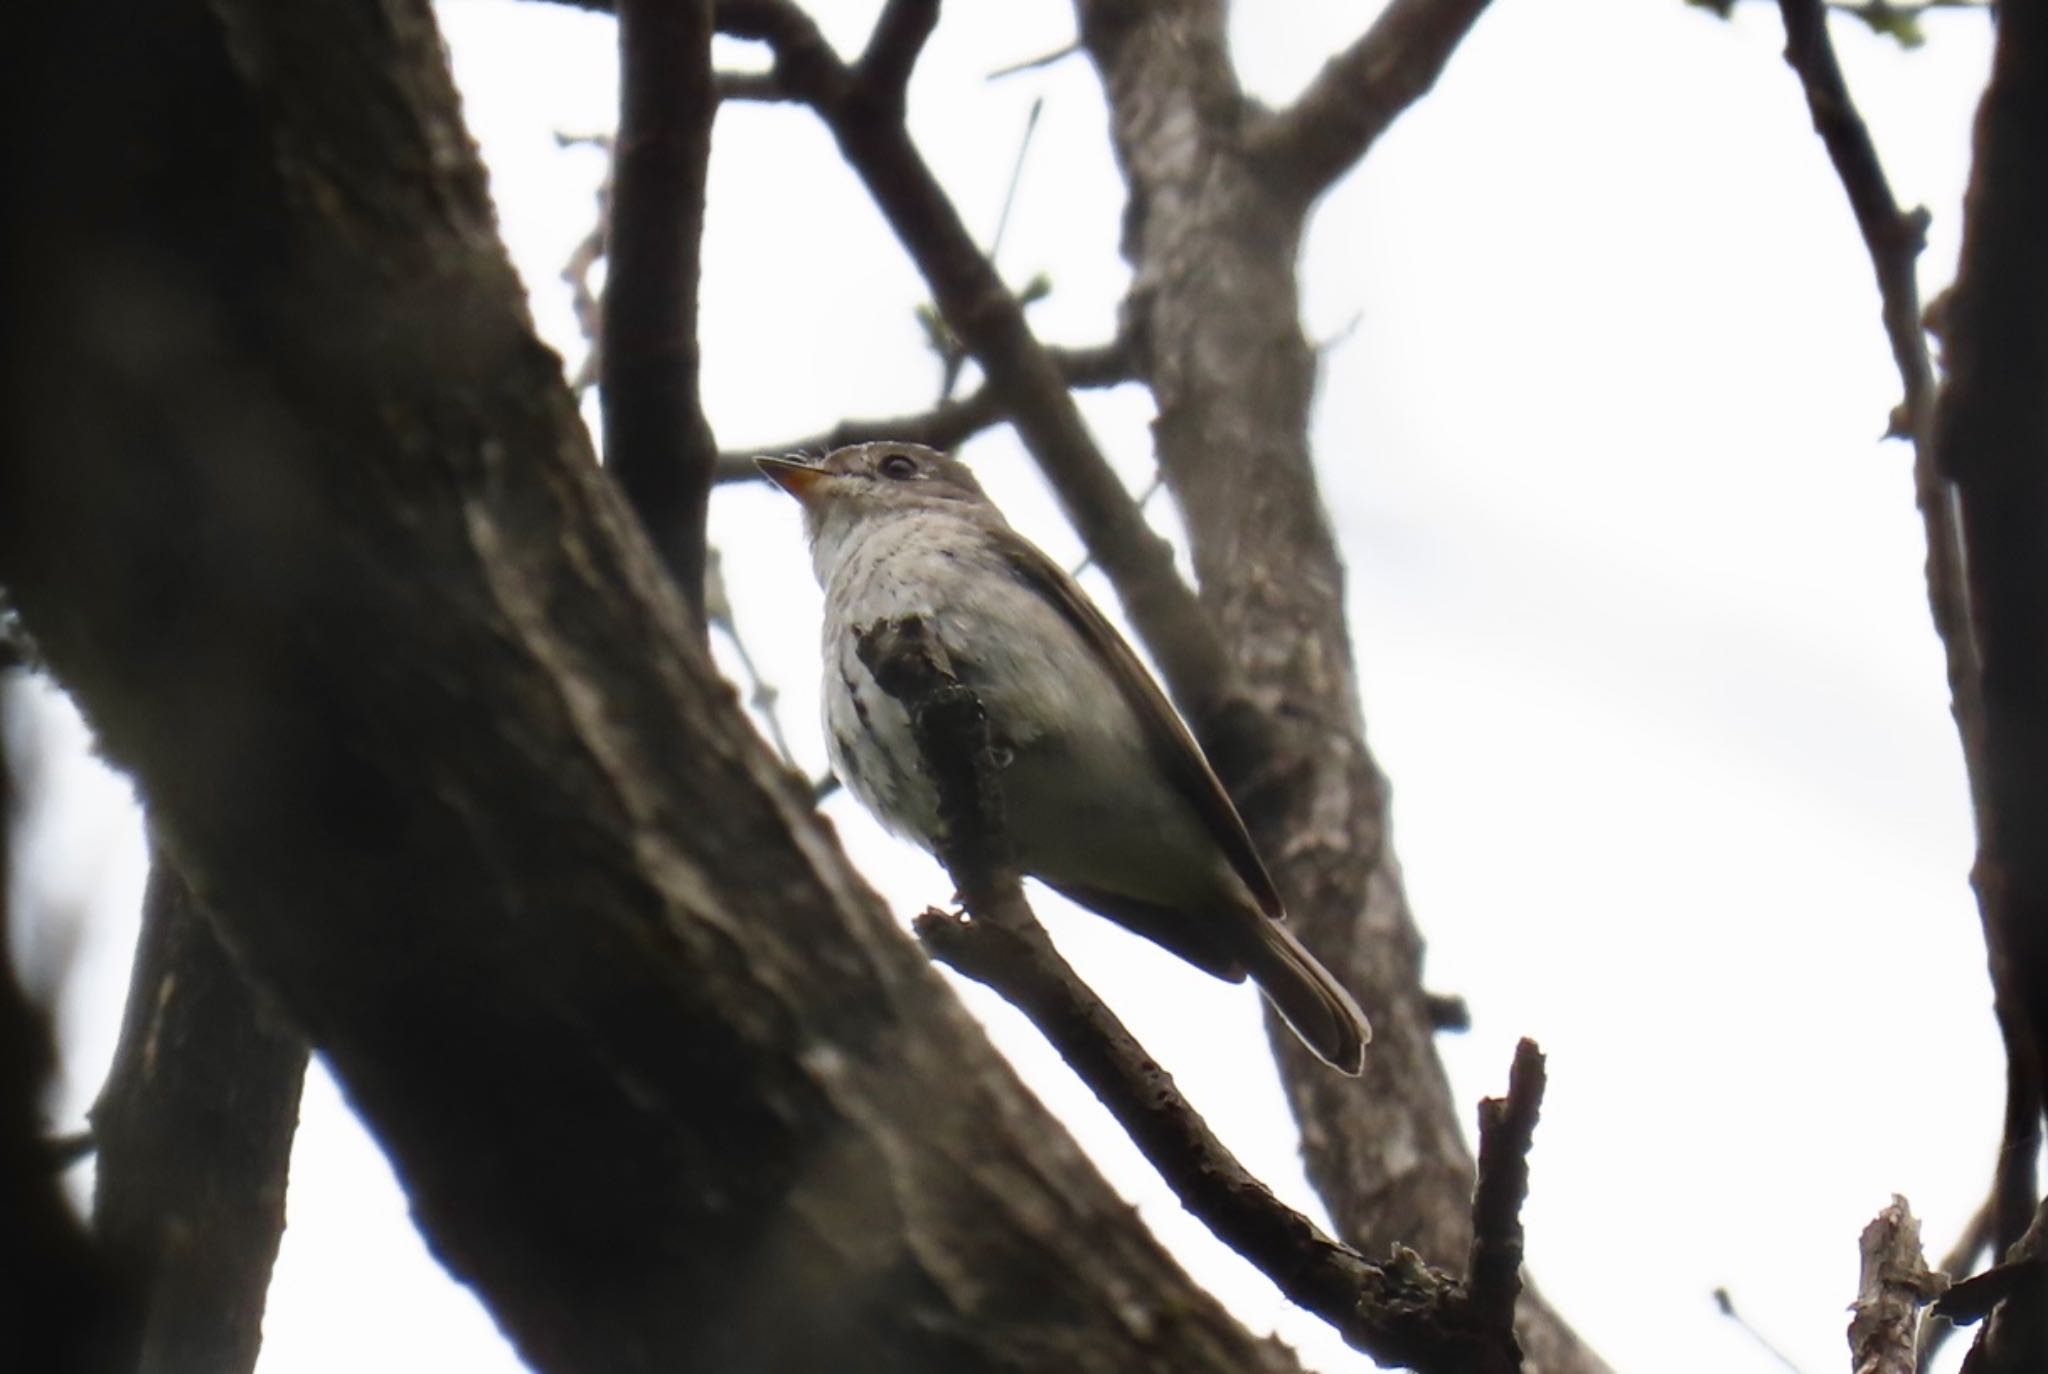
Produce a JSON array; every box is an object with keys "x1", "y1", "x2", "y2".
[{"x1": 10, "y1": 2, "x2": 2009, "y2": 1372}]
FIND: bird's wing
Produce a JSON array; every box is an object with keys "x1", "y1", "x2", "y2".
[{"x1": 994, "y1": 531, "x2": 1286, "y2": 920}]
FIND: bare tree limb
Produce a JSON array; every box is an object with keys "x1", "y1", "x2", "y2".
[
  {"x1": 91, "y1": 858, "x2": 308, "y2": 1374},
  {"x1": 1466, "y1": 1039, "x2": 1543, "y2": 1338},
  {"x1": 604, "y1": 0, "x2": 720, "y2": 623},
  {"x1": 717, "y1": 0, "x2": 1248, "y2": 744},
  {"x1": 1775, "y1": 0, "x2": 1939, "y2": 437},
  {"x1": 1934, "y1": 1196, "x2": 2048, "y2": 1374},
  {"x1": 713, "y1": 337, "x2": 1136, "y2": 481},
  {"x1": 1849, "y1": 1198, "x2": 1940, "y2": 1374},
  {"x1": 1071, "y1": 4, "x2": 1606, "y2": 1370},
  {"x1": 856, "y1": 612, "x2": 1538, "y2": 1374},
  {"x1": 1775, "y1": 0, "x2": 2047, "y2": 1293},
  {"x1": 856, "y1": 0, "x2": 939, "y2": 115},
  {"x1": 1921, "y1": 0, "x2": 2048, "y2": 1270},
  {"x1": 1247, "y1": 0, "x2": 1495, "y2": 204}
]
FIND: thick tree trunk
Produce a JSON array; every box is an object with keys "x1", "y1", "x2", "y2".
[
  {"x1": 0, "y1": 5, "x2": 1298, "y2": 1372},
  {"x1": 1075, "y1": 4, "x2": 1609, "y2": 1371}
]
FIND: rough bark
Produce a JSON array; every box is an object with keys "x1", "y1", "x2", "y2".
[
  {"x1": 1930, "y1": 0, "x2": 2048, "y2": 1261},
  {"x1": 0, "y1": 5, "x2": 1300, "y2": 1373},
  {"x1": 90, "y1": 860, "x2": 308, "y2": 1374},
  {"x1": 1848, "y1": 1198, "x2": 1934, "y2": 1374},
  {"x1": 1073, "y1": 4, "x2": 1610, "y2": 1372}
]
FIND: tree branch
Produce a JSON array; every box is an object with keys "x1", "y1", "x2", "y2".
[
  {"x1": 91, "y1": 858, "x2": 308, "y2": 1374},
  {"x1": 1849, "y1": 1198, "x2": 1940, "y2": 1374},
  {"x1": 1932, "y1": 1196, "x2": 2048, "y2": 1374},
  {"x1": 855, "y1": 0, "x2": 938, "y2": 117},
  {"x1": 712, "y1": 337, "x2": 1136, "y2": 482},
  {"x1": 1775, "y1": 0, "x2": 2048, "y2": 1292},
  {"x1": 719, "y1": 0, "x2": 1247, "y2": 744},
  {"x1": 604, "y1": 0, "x2": 720, "y2": 624},
  {"x1": 1072, "y1": 3, "x2": 1606, "y2": 1369},
  {"x1": 1466, "y1": 1039, "x2": 1544, "y2": 1338},
  {"x1": 1247, "y1": 0, "x2": 1495, "y2": 204},
  {"x1": 0, "y1": 5, "x2": 1315, "y2": 1370},
  {"x1": 856, "y1": 611, "x2": 1541, "y2": 1374},
  {"x1": 1775, "y1": 0, "x2": 1938, "y2": 437}
]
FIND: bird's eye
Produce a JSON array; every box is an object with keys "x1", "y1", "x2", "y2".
[{"x1": 878, "y1": 453, "x2": 919, "y2": 480}]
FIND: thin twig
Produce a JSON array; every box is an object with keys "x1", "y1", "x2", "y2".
[
  {"x1": 989, "y1": 42, "x2": 1082, "y2": 80},
  {"x1": 938, "y1": 94, "x2": 1043, "y2": 402},
  {"x1": 712, "y1": 337, "x2": 1135, "y2": 484},
  {"x1": 554, "y1": 132, "x2": 612, "y2": 393},
  {"x1": 1714, "y1": 1287, "x2": 1809, "y2": 1373},
  {"x1": 702, "y1": 547, "x2": 803, "y2": 772}
]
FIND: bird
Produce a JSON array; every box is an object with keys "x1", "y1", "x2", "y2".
[{"x1": 758, "y1": 441, "x2": 1369, "y2": 1074}]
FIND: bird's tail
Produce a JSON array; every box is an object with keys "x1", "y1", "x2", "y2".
[{"x1": 1243, "y1": 919, "x2": 1371, "y2": 1075}]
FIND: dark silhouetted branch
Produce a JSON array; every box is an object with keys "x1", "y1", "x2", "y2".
[
  {"x1": 856, "y1": 0, "x2": 938, "y2": 116},
  {"x1": 1932, "y1": 1196, "x2": 2048, "y2": 1374},
  {"x1": 1923, "y1": 0, "x2": 2048, "y2": 1272},
  {"x1": 604, "y1": 0, "x2": 720, "y2": 623},
  {"x1": 857, "y1": 612, "x2": 1541, "y2": 1374},
  {"x1": 1776, "y1": 0, "x2": 1938, "y2": 438},
  {"x1": 1247, "y1": 0, "x2": 1496, "y2": 203},
  {"x1": 1776, "y1": 0, "x2": 2048, "y2": 1301},
  {"x1": 1466, "y1": 1039, "x2": 1543, "y2": 1337},
  {"x1": 92, "y1": 859, "x2": 308, "y2": 1374}
]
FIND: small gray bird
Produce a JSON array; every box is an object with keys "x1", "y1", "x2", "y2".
[{"x1": 759, "y1": 442, "x2": 1370, "y2": 1074}]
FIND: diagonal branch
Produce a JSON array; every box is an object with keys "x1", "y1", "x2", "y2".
[
  {"x1": 91, "y1": 857, "x2": 308, "y2": 1374},
  {"x1": 1246, "y1": 0, "x2": 1496, "y2": 204},
  {"x1": 712, "y1": 337, "x2": 1136, "y2": 481},
  {"x1": 603, "y1": 0, "x2": 720, "y2": 625},
  {"x1": 855, "y1": 612, "x2": 1541, "y2": 1374},
  {"x1": 718, "y1": 0, "x2": 1247, "y2": 744},
  {"x1": 855, "y1": 0, "x2": 939, "y2": 116}
]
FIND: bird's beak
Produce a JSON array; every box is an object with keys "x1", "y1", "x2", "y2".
[{"x1": 755, "y1": 455, "x2": 829, "y2": 504}]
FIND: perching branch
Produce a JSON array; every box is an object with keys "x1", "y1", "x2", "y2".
[
  {"x1": 855, "y1": 612, "x2": 1544, "y2": 1374},
  {"x1": 712, "y1": 337, "x2": 1136, "y2": 482},
  {"x1": 1247, "y1": 0, "x2": 1496, "y2": 204},
  {"x1": 603, "y1": 0, "x2": 720, "y2": 623}
]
